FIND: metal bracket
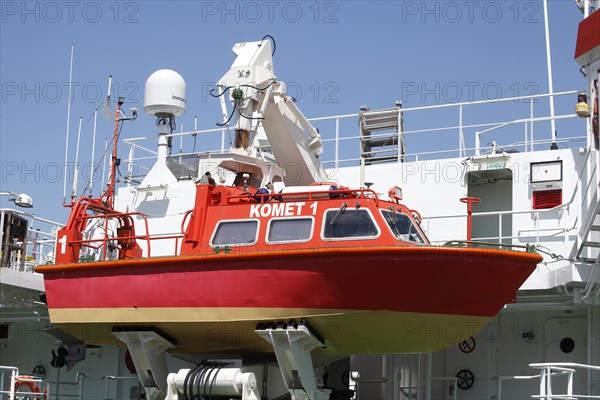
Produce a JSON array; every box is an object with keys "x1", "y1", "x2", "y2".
[
  {"x1": 256, "y1": 323, "x2": 331, "y2": 400},
  {"x1": 112, "y1": 327, "x2": 176, "y2": 400}
]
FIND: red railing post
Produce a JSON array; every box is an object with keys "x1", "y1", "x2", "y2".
[{"x1": 460, "y1": 197, "x2": 481, "y2": 242}]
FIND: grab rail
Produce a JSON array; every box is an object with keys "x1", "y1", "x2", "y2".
[{"x1": 529, "y1": 362, "x2": 600, "y2": 400}]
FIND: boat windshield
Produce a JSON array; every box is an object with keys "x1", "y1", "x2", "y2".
[
  {"x1": 323, "y1": 209, "x2": 379, "y2": 239},
  {"x1": 381, "y1": 210, "x2": 426, "y2": 244}
]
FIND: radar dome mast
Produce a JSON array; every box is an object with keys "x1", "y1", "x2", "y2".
[{"x1": 140, "y1": 69, "x2": 187, "y2": 187}]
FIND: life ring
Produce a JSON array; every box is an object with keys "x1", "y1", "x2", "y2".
[{"x1": 13, "y1": 375, "x2": 46, "y2": 399}]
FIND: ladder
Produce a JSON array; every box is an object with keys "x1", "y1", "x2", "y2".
[{"x1": 575, "y1": 198, "x2": 600, "y2": 263}]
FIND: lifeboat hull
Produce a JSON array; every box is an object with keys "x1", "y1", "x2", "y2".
[{"x1": 37, "y1": 246, "x2": 540, "y2": 355}]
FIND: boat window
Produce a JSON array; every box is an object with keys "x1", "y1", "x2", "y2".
[
  {"x1": 211, "y1": 220, "x2": 259, "y2": 246},
  {"x1": 267, "y1": 217, "x2": 313, "y2": 243},
  {"x1": 381, "y1": 210, "x2": 426, "y2": 244},
  {"x1": 323, "y1": 209, "x2": 379, "y2": 239}
]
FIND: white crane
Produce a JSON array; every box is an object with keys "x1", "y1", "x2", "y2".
[{"x1": 217, "y1": 38, "x2": 328, "y2": 186}]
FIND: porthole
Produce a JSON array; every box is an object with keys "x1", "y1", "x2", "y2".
[{"x1": 559, "y1": 337, "x2": 575, "y2": 354}]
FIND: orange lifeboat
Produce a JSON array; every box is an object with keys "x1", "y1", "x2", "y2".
[{"x1": 37, "y1": 183, "x2": 541, "y2": 356}]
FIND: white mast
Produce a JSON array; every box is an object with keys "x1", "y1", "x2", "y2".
[
  {"x1": 543, "y1": 0, "x2": 558, "y2": 149},
  {"x1": 89, "y1": 109, "x2": 98, "y2": 194},
  {"x1": 63, "y1": 44, "x2": 74, "y2": 201},
  {"x1": 72, "y1": 117, "x2": 82, "y2": 197}
]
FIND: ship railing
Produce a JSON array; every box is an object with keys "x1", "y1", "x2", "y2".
[
  {"x1": 0, "y1": 365, "x2": 49, "y2": 399},
  {"x1": 46, "y1": 372, "x2": 140, "y2": 400},
  {"x1": 320, "y1": 135, "x2": 587, "y2": 168},
  {"x1": 122, "y1": 127, "x2": 231, "y2": 182},
  {"x1": 422, "y1": 141, "x2": 598, "y2": 255},
  {"x1": 529, "y1": 362, "x2": 600, "y2": 400},
  {"x1": 422, "y1": 205, "x2": 571, "y2": 246},
  {"x1": 66, "y1": 186, "x2": 381, "y2": 261},
  {"x1": 474, "y1": 114, "x2": 579, "y2": 156},
  {"x1": 120, "y1": 91, "x2": 583, "y2": 176},
  {"x1": 443, "y1": 241, "x2": 537, "y2": 253},
  {"x1": 0, "y1": 208, "x2": 62, "y2": 272},
  {"x1": 67, "y1": 211, "x2": 152, "y2": 261},
  {"x1": 69, "y1": 211, "x2": 188, "y2": 261},
  {"x1": 497, "y1": 363, "x2": 600, "y2": 400},
  {"x1": 310, "y1": 90, "x2": 581, "y2": 165},
  {"x1": 497, "y1": 373, "x2": 554, "y2": 400},
  {"x1": 228, "y1": 187, "x2": 379, "y2": 204}
]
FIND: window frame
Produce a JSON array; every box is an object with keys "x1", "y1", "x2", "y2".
[
  {"x1": 379, "y1": 209, "x2": 427, "y2": 244},
  {"x1": 320, "y1": 207, "x2": 381, "y2": 241},
  {"x1": 209, "y1": 218, "x2": 260, "y2": 248},
  {"x1": 265, "y1": 216, "x2": 315, "y2": 245}
]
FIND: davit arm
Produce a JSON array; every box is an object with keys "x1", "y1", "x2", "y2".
[{"x1": 217, "y1": 38, "x2": 328, "y2": 186}]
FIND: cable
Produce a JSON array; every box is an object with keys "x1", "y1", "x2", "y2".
[
  {"x1": 262, "y1": 34, "x2": 276, "y2": 56},
  {"x1": 183, "y1": 362, "x2": 204, "y2": 400},
  {"x1": 240, "y1": 80, "x2": 276, "y2": 92},
  {"x1": 217, "y1": 102, "x2": 237, "y2": 127},
  {"x1": 156, "y1": 116, "x2": 176, "y2": 131},
  {"x1": 209, "y1": 86, "x2": 233, "y2": 98},
  {"x1": 199, "y1": 361, "x2": 216, "y2": 399},
  {"x1": 238, "y1": 111, "x2": 264, "y2": 121},
  {"x1": 208, "y1": 362, "x2": 232, "y2": 399},
  {"x1": 535, "y1": 245, "x2": 563, "y2": 260},
  {"x1": 180, "y1": 361, "x2": 234, "y2": 400},
  {"x1": 224, "y1": 81, "x2": 277, "y2": 122}
]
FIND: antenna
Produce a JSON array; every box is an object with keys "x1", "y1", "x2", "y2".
[
  {"x1": 107, "y1": 75, "x2": 112, "y2": 99},
  {"x1": 89, "y1": 109, "x2": 98, "y2": 195},
  {"x1": 101, "y1": 138, "x2": 108, "y2": 190},
  {"x1": 193, "y1": 115, "x2": 198, "y2": 152},
  {"x1": 180, "y1": 123, "x2": 183, "y2": 154},
  {"x1": 72, "y1": 117, "x2": 82, "y2": 199},
  {"x1": 63, "y1": 44, "x2": 74, "y2": 203},
  {"x1": 542, "y1": 0, "x2": 557, "y2": 149}
]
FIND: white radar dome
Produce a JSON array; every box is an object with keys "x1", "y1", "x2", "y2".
[{"x1": 144, "y1": 69, "x2": 186, "y2": 117}]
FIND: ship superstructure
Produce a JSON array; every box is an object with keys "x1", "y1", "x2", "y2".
[{"x1": 1, "y1": 2, "x2": 599, "y2": 400}]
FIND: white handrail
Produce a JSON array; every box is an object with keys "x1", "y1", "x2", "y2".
[
  {"x1": 0, "y1": 208, "x2": 63, "y2": 271},
  {"x1": 529, "y1": 363, "x2": 600, "y2": 400},
  {"x1": 498, "y1": 374, "x2": 540, "y2": 400},
  {"x1": 45, "y1": 372, "x2": 140, "y2": 400},
  {"x1": 475, "y1": 114, "x2": 577, "y2": 156},
  {"x1": 121, "y1": 90, "x2": 583, "y2": 170}
]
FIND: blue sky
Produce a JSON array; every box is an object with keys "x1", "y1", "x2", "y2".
[{"x1": 0, "y1": 0, "x2": 588, "y2": 220}]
